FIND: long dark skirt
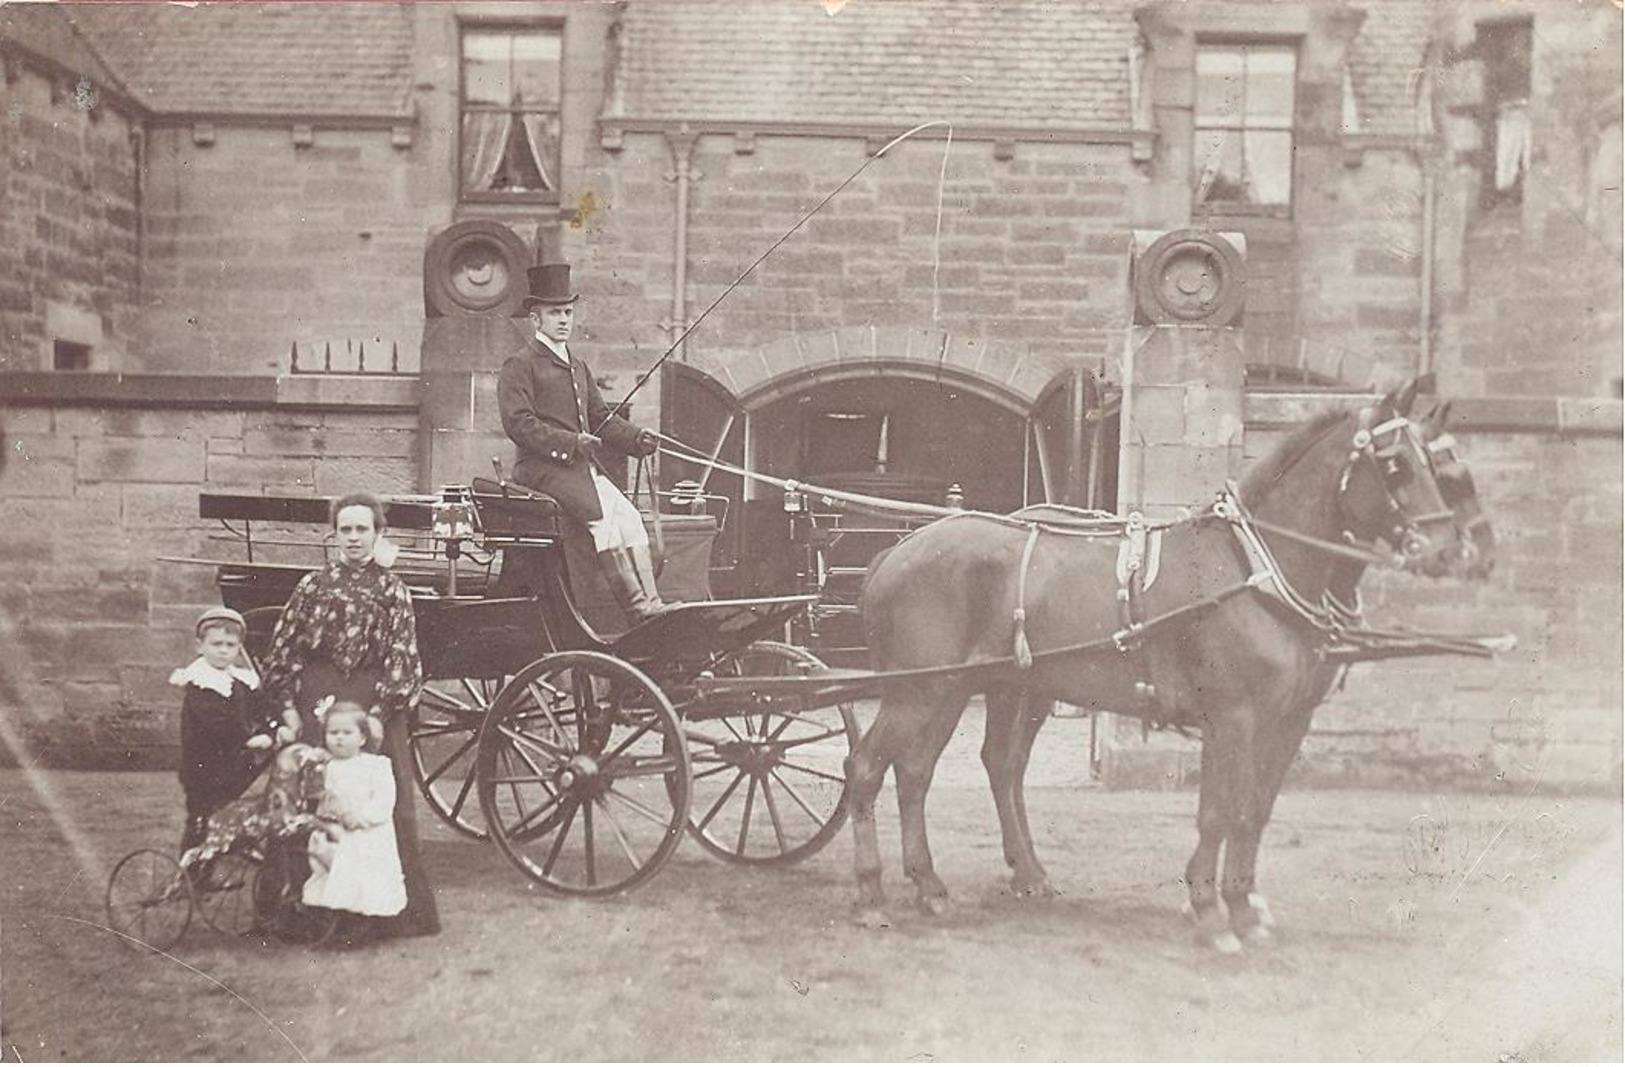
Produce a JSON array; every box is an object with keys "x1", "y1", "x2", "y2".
[{"x1": 294, "y1": 659, "x2": 441, "y2": 938}]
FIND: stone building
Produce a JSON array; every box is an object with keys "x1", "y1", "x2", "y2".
[{"x1": 0, "y1": 1, "x2": 1618, "y2": 790}]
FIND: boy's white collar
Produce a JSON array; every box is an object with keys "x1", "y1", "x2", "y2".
[{"x1": 169, "y1": 657, "x2": 260, "y2": 698}]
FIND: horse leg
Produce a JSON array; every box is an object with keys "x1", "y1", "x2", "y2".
[
  {"x1": 1222, "y1": 702, "x2": 1314, "y2": 943},
  {"x1": 981, "y1": 687, "x2": 1054, "y2": 898},
  {"x1": 1185, "y1": 713, "x2": 1256, "y2": 955},
  {"x1": 846, "y1": 700, "x2": 904, "y2": 928},
  {"x1": 893, "y1": 685, "x2": 972, "y2": 917}
]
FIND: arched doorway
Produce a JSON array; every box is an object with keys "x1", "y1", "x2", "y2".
[{"x1": 661, "y1": 355, "x2": 1118, "y2": 658}]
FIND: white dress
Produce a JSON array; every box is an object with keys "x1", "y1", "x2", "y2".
[{"x1": 302, "y1": 753, "x2": 407, "y2": 916}]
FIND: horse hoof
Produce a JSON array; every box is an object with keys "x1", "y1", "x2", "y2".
[
  {"x1": 916, "y1": 894, "x2": 953, "y2": 919},
  {"x1": 852, "y1": 906, "x2": 892, "y2": 930},
  {"x1": 1208, "y1": 931, "x2": 1244, "y2": 955},
  {"x1": 1237, "y1": 922, "x2": 1273, "y2": 946},
  {"x1": 1247, "y1": 893, "x2": 1277, "y2": 929},
  {"x1": 1010, "y1": 879, "x2": 1057, "y2": 900}
]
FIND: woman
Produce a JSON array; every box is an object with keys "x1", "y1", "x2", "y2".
[{"x1": 260, "y1": 492, "x2": 440, "y2": 939}]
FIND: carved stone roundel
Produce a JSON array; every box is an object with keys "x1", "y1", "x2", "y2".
[{"x1": 1133, "y1": 229, "x2": 1246, "y2": 326}]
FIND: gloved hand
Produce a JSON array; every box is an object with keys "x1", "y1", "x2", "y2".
[
  {"x1": 576, "y1": 431, "x2": 603, "y2": 456},
  {"x1": 634, "y1": 429, "x2": 660, "y2": 457}
]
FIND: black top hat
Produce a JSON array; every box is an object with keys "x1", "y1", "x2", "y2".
[{"x1": 523, "y1": 263, "x2": 579, "y2": 308}]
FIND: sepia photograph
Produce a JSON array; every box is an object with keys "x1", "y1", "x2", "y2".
[{"x1": 0, "y1": 0, "x2": 1620, "y2": 1060}]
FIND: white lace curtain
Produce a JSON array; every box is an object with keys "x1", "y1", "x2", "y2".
[
  {"x1": 462, "y1": 109, "x2": 557, "y2": 193},
  {"x1": 1494, "y1": 100, "x2": 1531, "y2": 192}
]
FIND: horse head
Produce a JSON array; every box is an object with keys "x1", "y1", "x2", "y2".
[
  {"x1": 1332, "y1": 378, "x2": 1465, "y2": 578},
  {"x1": 1414, "y1": 399, "x2": 1496, "y2": 580}
]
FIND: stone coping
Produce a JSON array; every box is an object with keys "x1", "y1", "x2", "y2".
[
  {"x1": 2, "y1": 373, "x2": 1617, "y2": 437},
  {"x1": 0, "y1": 372, "x2": 418, "y2": 411},
  {"x1": 1245, "y1": 391, "x2": 1623, "y2": 437}
]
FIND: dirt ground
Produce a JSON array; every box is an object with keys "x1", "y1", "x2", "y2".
[{"x1": 3, "y1": 712, "x2": 1621, "y2": 1062}]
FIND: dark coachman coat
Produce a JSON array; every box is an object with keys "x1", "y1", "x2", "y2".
[{"x1": 496, "y1": 335, "x2": 644, "y2": 521}]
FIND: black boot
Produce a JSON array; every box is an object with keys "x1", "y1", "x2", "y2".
[{"x1": 599, "y1": 547, "x2": 668, "y2": 625}]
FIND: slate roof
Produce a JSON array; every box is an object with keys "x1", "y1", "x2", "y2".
[
  {"x1": 613, "y1": 0, "x2": 1440, "y2": 137},
  {"x1": 63, "y1": 1, "x2": 414, "y2": 116},
  {"x1": 0, "y1": 3, "x2": 137, "y2": 107},
  {"x1": 612, "y1": 0, "x2": 1141, "y2": 129}
]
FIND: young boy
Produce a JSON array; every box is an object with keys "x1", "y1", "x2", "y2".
[{"x1": 171, "y1": 606, "x2": 295, "y2": 851}]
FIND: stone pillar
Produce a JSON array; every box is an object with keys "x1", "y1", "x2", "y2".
[
  {"x1": 420, "y1": 316, "x2": 526, "y2": 492},
  {"x1": 418, "y1": 221, "x2": 535, "y2": 491},
  {"x1": 1116, "y1": 228, "x2": 1248, "y2": 520}
]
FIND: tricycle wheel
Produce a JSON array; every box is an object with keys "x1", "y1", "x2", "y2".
[
  {"x1": 411, "y1": 676, "x2": 506, "y2": 839},
  {"x1": 106, "y1": 849, "x2": 193, "y2": 952},
  {"x1": 191, "y1": 848, "x2": 261, "y2": 938},
  {"x1": 683, "y1": 641, "x2": 860, "y2": 866},
  {"x1": 478, "y1": 651, "x2": 691, "y2": 897}
]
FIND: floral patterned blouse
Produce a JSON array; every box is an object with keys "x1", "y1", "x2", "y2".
[{"x1": 260, "y1": 558, "x2": 422, "y2": 719}]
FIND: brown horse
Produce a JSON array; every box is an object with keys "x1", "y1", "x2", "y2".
[
  {"x1": 849, "y1": 380, "x2": 1479, "y2": 950},
  {"x1": 973, "y1": 394, "x2": 1498, "y2": 948}
]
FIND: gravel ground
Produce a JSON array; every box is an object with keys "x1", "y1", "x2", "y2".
[{"x1": 2, "y1": 711, "x2": 1620, "y2": 1062}]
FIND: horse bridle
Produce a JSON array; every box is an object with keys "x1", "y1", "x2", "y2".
[
  {"x1": 1424, "y1": 429, "x2": 1493, "y2": 546},
  {"x1": 1337, "y1": 405, "x2": 1457, "y2": 565}
]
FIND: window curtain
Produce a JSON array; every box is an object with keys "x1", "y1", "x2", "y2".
[
  {"x1": 462, "y1": 111, "x2": 510, "y2": 192},
  {"x1": 1243, "y1": 132, "x2": 1291, "y2": 206},
  {"x1": 518, "y1": 112, "x2": 558, "y2": 192},
  {"x1": 1495, "y1": 101, "x2": 1531, "y2": 192}
]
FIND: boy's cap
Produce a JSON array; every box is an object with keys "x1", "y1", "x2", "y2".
[{"x1": 195, "y1": 606, "x2": 246, "y2": 635}]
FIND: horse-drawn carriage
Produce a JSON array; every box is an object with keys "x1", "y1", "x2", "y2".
[
  {"x1": 186, "y1": 478, "x2": 865, "y2": 897},
  {"x1": 106, "y1": 379, "x2": 1508, "y2": 954}
]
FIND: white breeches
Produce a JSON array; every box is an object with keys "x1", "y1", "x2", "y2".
[{"x1": 586, "y1": 472, "x2": 649, "y2": 553}]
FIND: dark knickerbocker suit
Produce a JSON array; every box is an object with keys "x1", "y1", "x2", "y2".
[{"x1": 496, "y1": 334, "x2": 644, "y2": 520}]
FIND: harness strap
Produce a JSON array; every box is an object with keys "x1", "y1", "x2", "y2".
[{"x1": 1011, "y1": 523, "x2": 1041, "y2": 669}]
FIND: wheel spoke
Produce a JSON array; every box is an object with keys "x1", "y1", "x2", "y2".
[
  {"x1": 767, "y1": 765, "x2": 839, "y2": 823},
  {"x1": 526, "y1": 679, "x2": 576, "y2": 753},
  {"x1": 595, "y1": 794, "x2": 646, "y2": 871},
  {"x1": 602, "y1": 782, "x2": 685, "y2": 830},
  {"x1": 503, "y1": 782, "x2": 569, "y2": 839},
  {"x1": 773, "y1": 759, "x2": 848, "y2": 786},
  {"x1": 694, "y1": 768, "x2": 749, "y2": 833},
  {"x1": 757, "y1": 774, "x2": 791, "y2": 854},
  {"x1": 499, "y1": 720, "x2": 572, "y2": 763},
  {"x1": 733, "y1": 775, "x2": 759, "y2": 855},
  {"x1": 540, "y1": 798, "x2": 582, "y2": 879},
  {"x1": 421, "y1": 733, "x2": 479, "y2": 786}
]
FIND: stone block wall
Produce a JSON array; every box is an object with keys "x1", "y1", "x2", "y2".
[
  {"x1": 580, "y1": 132, "x2": 1138, "y2": 401},
  {"x1": 1431, "y1": 2, "x2": 1623, "y2": 399},
  {"x1": 135, "y1": 125, "x2": 440, "y2": 377},
  {"x1": 0, "y1": 62, "x2": 141, "y2": 373},
  {"x1": 0, "y1": 380, "x2": 418, "y2": 768}
]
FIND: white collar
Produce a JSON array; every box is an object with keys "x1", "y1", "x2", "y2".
[
  {"x1": 169, "y1": 657, "x2": 260, "y2": 698},
  {"x1": 535, "y1": 333, "x2": 570, "y2": 363}
]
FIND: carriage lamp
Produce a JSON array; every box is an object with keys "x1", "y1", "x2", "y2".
[
  {"x1": 783, "y1": 483, "x2": 805, "y2": 514},
  {"x1": 433, "y1": 486, "x2": 478, "y2": 542},
  {"x1": 671, "y1": 479, "x2": 706, "y2": 515},
  {"x1": 945, "y1": 483, "x2": 965, "y2": 510}
]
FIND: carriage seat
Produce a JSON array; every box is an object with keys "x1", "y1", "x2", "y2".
[{"x1": 469, "y1": 478, "x2": 563, "y2": 541}]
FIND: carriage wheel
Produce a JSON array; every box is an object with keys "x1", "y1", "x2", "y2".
[
  {"x1": 681, "y1": 641, "x2": 860, "y2": 866},
  {"x1": 410, "y1": 676, "x2": 507, "y2": 839},
  {"x1": 191, "y1": 848, "x2": 261, "y2": 939},
  {"x1": 106, "y1": 849, "x2": 193, "y2": 952},
  {"x1": 241, "y1": 605, "x2": 282, "y2": 664},
  {"x1": 252, "y1": 837, "x2": 339, "y2": 946},
  {"x1": 477, "y1": 651, "x2": 691, "y2": 897}
]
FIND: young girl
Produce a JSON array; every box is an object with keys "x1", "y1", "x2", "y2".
[
  {"x1": 173, "y1": 606, "x2": 292, "y2": 852},
  {"x1": 304, "y1": 701, "x2": 406, "y2": 941}
]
